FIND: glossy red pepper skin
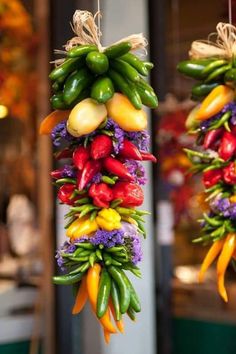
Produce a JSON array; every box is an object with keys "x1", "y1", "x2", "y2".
[
  {"x1": 89, "y1": 183, "x2": 113, "y2": 208},
  {"x1": 73, "y1": 146, "x2": 90, "y2": 170},
  {"x1": 54, "y1": 148, "x2": 73, "y2": 160},
  {"x1": 112, "y1": 182, "x2": 144, "y2": 207},
  {"x1": 90, "y1": 135, "x2": 113, "y2": 160},
  {"x1": 119, "y1": 139, "x2": 142, "y2": 160},
  {"x1": 218, "y1": 132, "x2": 236, "y2": 161},
  {"x1": 223, "y1": 162, "x2": 236, "y2": 184},
  {"x1": 78, "y1": 160, "x2": 102, "y2": 190},
  {"x1": 203, "y1": 128, "x2": 223, "y2": 149},
  {"x1": 103, "y1": 157, "x2": 134, "y2": 181},
  {"x1": 203, "y1": 169, "x2": 223, "y2": 188},
  {"x1": 51, "y1": 169, "x2": 63, "y2": 179},
  {"x1": 58, "y1": 184, "x2": 76, "y2": 205},
  {"x1": 140, "y1": 151, "x2": 157, "y2": 162}
]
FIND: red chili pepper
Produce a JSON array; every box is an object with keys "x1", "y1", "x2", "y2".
[
  {"x1": 140, "y1": 151, "x2": 157, "y2": 162},
  {"x1": 119, "y1": 139, "x2": 142, "y2": 160},
  {"x1": 218, "y1": 131, "x2": 236, "y2": 161},
  {"x1": 203, "y1": 128, "x2": 224, "y2": 149},
  {"x1": 203, "y1": 169, "x2": 223, "y2": 188},
  {"x1": 51, "y1": 169, "x2": 62, "y2": 179},
  {"x1": 54, "y1": 148, "x2": 73, "y2": 160},
  {"x1": 112, "y1": 182, "x2": 144, "y2": 207},
  {"x1": 223, "y1": 162, "x2": 236, "y2": 184},
  {"x1": 78, "y1": 160, "x2": 102, "y2": 190},
  {"x1": 89, "y1": 183, "x2": 113, "y2": 208},
  {"x1": 73, "y1": 146, "x2": 90, "y2": 170},
  {"x1": 91, "y1": 135, "x2": 113, "y2": 160},
  {"x1": 103, "y1": 157, "x2": 134, "y2": 181},
  {"x1": 58, "y1": 184, "x2": 76, "y2": 205}
]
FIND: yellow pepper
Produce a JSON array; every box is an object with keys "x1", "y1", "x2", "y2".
[
  {"x1": 217, "y1": 233, "x2": 236, "y2": 302},
  {"x1": 198, "y1": 239, "x2": 224, "y2": 283},
  {"x1": 106, "y1": 93, "x2": 147, "y2": 131},
  {"x1": 196, "y1": 85, "x2": 235, "y2": 121},
  {"x1": 66, "y1": 216, "x2": 98, "y2": 239},
  {"x1": 230, "y1": 195, "x2": 236, "y2": 203},
  {"x1": 96, "y1": 208, "x2": 121, "y2": 231},
  {"x1": 67, "y1": 98, "x2": 107, "y2": 137}
]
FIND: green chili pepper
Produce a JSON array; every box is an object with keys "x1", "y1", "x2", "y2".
[
  {"x1": 52, "y1": 272, "x2": 84, "y2": 285},
  {"x1": 49, "y1": 57, "x2": 84, "y2": 81},
  {"x1": 108, "y1": 266, "x2": 130, "y2": 314},
  {"x1": 101, "y1": 175, "x2": 116, "y2": 185},
  {"x1": 127, "y1": 306, "x2": 136, "y2": 321},
  {"x1": 55, "y1": 178, "x2": 77, "y2": 185},
  {"x1": 110, "y1": 280, "x2": 121, "y2": 321},
  {"x1": 97, "y1": 269, "x2": 111, "y2": 318}
]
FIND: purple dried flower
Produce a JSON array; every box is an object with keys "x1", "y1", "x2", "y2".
[
  {"x1": 90, "y1": 172, "x2": 102, "y2": 184},
  {"x1": 55, "y1": 240, "x2": 76, "y2": 270},
  {"x1": 125, "y1": 130, "x2": 150, "y2": 151},
  {"x1": 121, "y1": 222, "x2": 142, "y2": 265},
  {"x1": 61, "y1": 164, "x2": 76, "y2": 178},
  {"x1": 90, "y1": 229, "x2": 124, "y2": 248},
  {"x1": 124, "y1": 160, "x2": 147, "y2": 185},
  {"x1": 229, "y1": 204, "x2": 236, "y2": 220},
  {"x1": 51, "y1": 120, "x2": 74, "y2": 146},
  {"x1": 105, "y1": 118, "x2": 124, "y2": 153}
]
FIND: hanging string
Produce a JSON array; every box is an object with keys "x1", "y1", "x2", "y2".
[
  {"x1": 228, "y1": 0, "x2": 232, "y2": 25},
  {"x1": 97, "y1": 0, "x2": 101, "y2": 40}
]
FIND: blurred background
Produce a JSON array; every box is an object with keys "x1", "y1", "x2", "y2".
[{"x1": 0, "y1": 0, "x2": 236, "y2": 354}]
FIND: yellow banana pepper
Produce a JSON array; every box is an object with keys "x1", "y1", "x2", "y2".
[
  {"x1": 96, "y1": 208, "x2": 121, "y2": 231},
  {"x1": 198, "y1": 239, "x2": 224, "y2": 283},
  {"x1": 66, "y1": 216, "x2": 98, "y2": 239},
  {"x1": 217, "y1": 233, "x2": 236, "y2": 302},
  {"x1": 196, "y1": 85, "x2": 235, "y2": 121}
]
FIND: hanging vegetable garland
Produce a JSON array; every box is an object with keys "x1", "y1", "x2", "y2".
[
  {"x1": 40, "y1": 10, "x2": 158, "y2": 342},
  {"x1": 177, "y1": 22, "x2": 236, "y2": 302}
]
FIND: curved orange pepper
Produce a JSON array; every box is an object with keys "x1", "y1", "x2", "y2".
[
  {"x1": 103, "y1": 328, "x2": 111, "y2": 344},
  {"x1": 72, "y1": 275, "x2": 88, "y2": 315},
  {"x1": 198, "y1": 239, "x2": 224, "y2": 283},
  {"x1": 196, "y1": 85, "x2": 234, "y2": 121},
  {"x1": 109, "y1": 300, "x2": 124, "y2": 334},
  {"x1": 217, "y1": 233, "x2": 236, "y2": 302},
  {"x1": 39, "y1": 110, "x2": 70, "y2": 135},
  {"x1": 87, "y1": 264, "x2": 117, "y2": 333}
]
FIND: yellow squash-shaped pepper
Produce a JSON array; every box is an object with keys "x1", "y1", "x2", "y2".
[
  {"x1": 66, "y1": 216, "x2": 98, "y2": 239},
  {"x1": 96, "y1": 208, "x2": 121, "y2": 231},
  {"x1": 106, "y1": 93, "x2": 147, "y2": 131},
  {"x1": 67, "y1": 98, "x2": 107, "y2": 137},
  {"x1": 196, "y1": 85, "x2": 235, "y2": 121}
]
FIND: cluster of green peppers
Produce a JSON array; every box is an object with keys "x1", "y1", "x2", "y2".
[
  {"x1": 177, "y1": 57, "x2": 236, "y2": 100},
  {"x1": 50, "y1": 42, "x2": 158, "y2": 110}
]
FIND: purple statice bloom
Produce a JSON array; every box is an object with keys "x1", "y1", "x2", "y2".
[
  {"x1": 90, "y1": 172, "x2": 102, "y2": 184},
  {"x1": 55, "y1": 240, "x2": 76, "y2": 270},
  {"x1": 200, "y1": 116, "x2": 220, "y2": 131},
  {"x1": 125, "y1": 130, "x2": 150, "y2": 152},
  {"x1": 89, "y1": 229, "x2": 124, "y2": 248},
  {"x1": 124, "y1": 160, "x2": 147, "y2": 185},
  {"x1": 121, "y1": 222, "x2": 142, "y2": 265},
  {"x1": 105, "y1": 118, "x2": 124, "y2": 153},
  {"x1": 51, "y1": 120, "x2": 75, "y2": 146},
  {"x1": 61, "y1": 164, "x2": 76, "y2": 178},
  {"x1": 228, "y1": 204, "x2": 236, "y2": 220},
  {"x1": 215, "y1": 198, "x2": 230, "y2": 213}
]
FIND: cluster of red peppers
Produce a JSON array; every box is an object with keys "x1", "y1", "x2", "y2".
[
  {"x1": 39, "y1": 11, "x2": 157, "y2": 343},
  {"x1": 178, "y1": 30, "x2": 236, "y2": 302}
]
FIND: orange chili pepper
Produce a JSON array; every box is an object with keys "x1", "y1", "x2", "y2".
[
  {"x1": 217, "y1": 233, "x2": 236, "y2": 302},
  {"x1": 196, "y1": 85, "x2": 234, "y2": 121},
  {"x1": 87, "y1": 264, "x2": 117, "y2": 333},
  {"x1": 198, "y1": 239, "x2": 224, "y2": 283},
  {"x1": 72, "y1": 276, "x2": 88, "y2": 315},
  {"x1": 39, "y1": 110, "x2": 70, "y2": 135},
  {"x1": 103, "y1": 328, "x2": 111, "y2": 344},
  {"x1": 109, "y1": 300, "x2": 125, "y2": 334}
]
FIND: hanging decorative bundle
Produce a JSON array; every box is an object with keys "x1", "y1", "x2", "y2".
[
  {"x1": 39, "y1": 10, "x2": 158, "y2": 342},
  {"x1": 177, "y1": 22, "x2": 236, "y2": 302}
]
